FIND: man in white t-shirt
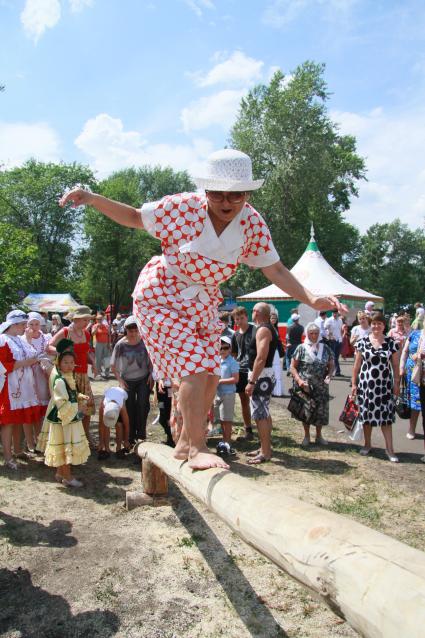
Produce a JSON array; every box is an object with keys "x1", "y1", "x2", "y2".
[
  {"x1": 314, "y1": 311, "x2": 328, "y2": 340},
  {"x1": 324, "y1": 310, "x2": 343, "y2": 375}
]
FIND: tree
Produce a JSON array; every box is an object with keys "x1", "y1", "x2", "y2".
[
  {"x1": 77, "y1": 166, "x2": 195, "y2": 312},
  {"x1": 0, "y1": 222, "x2": 39, "y2": 316},
  {"x1": 0, "y1": 160, "x2": 96, "y2": 292},
  {"x1": 357, "y1": 220, "x2": 425, "y2": 309},
  {"x1": 229, "y1": 61, "x2": 366, "y2": 292}
]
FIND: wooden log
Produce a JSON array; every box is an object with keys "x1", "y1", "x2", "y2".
[
  {"x1": 126, "y1": 491, "x2": 153, "y2": 510},
  {"x1": 138, "y1": 442, "x2": 425, "y2": 638},
  {"x1": 142, "y1": 457, "x2": 168, "y2": 496}
]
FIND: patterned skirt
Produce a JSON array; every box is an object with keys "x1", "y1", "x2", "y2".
[{"x1": 74, "y1": 373, "x2": 95, "y2": 416}]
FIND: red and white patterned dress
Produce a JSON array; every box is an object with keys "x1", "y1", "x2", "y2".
[{"x1": 133, "y1": 192, "x2": 279, "y2": 380}]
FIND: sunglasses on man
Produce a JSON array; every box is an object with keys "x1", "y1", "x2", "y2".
[{"x1": 206, "y1": 191, "x2": 246, "y2": 204}]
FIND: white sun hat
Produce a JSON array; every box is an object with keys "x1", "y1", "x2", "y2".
[{"x1": 194, "y1": 149, "x2": 264, "y2": 192}]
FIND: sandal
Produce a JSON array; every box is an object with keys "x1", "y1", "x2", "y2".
[{"x1": 247, "y1": 454, "x2": 270, "y2": 465}]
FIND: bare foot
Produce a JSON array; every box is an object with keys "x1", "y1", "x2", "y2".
[
  {"x1": 173, "y1": 441, "x2": 190, "y2": 460},
  {"x1": 245, "y1": 448, "x2": 261, "y2": 457},
  {"x1": 188, "y1": 451, "x2": 229, "y2": 470},
  {"x1": 247, "y1": 453, "x2": 270, "y2": 465}
]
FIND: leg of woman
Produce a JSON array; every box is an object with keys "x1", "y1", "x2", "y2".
[
  {"x1": 362, "y1": 423, "x2": 372, "y2": 452},
  {"x1": 1, "y1": 425, "x2": 13, "y2": 463},
  {"x1": 302, "y1": 423, "x2": 310, "y2": 445},
  {"x1": 381, "y1": 424, "x2": 397, "y2": 456},
  {"x1": 23, "y1": 423, "x2": 36, "y2": 451},
  {"x1": 177, "y1": 372, "x2": 228, "y2": 469},
  {"x1": 419, "y1": 385, "x2": 425, "y2": 461},
  {"x1": 408, "y1": 409, "x2": 419, "y2": 438},
  {"x1": 12, "y1": 425, "x2": 25, "y2": 455}
]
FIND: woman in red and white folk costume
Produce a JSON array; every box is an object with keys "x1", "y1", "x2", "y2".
[
  {"x1": 0, "y1": 311, "x2": 45, "y2": 469},
  {"x1": 61, "y1": 149, "x2": 345, "y2": 470},
  {"x1": 23, "y1": 311, "x2": 52, "y2": 435}
]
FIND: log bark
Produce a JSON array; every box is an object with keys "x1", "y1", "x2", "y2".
[
  {"x1": 142, "y1": 458, "x2": 168, "y2": 496},
  {"x1": 138, "y1": 442, "x2": 425, "y2": 638},
  {"x1": 126, "y1": 491, "x2": 153, "y2": 510}
]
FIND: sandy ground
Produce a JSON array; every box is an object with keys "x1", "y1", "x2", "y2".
[{"x1": 1, "y1": 373, "x2": 424, "y2": 638}]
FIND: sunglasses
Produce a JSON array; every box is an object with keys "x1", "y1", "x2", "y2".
[
  {"x1": 220, "y1": 345, "x2": 230, "y2": 350},
  {"x1": 206, "y1": 191, "x2": 246, "y2": 204}
]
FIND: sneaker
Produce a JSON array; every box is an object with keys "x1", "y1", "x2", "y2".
[
  {"x1": 406, "y1": 432, "x2": 415, "y2": 440},
  {"x1": 359, "y1": 447, "x2": 371, "y2": 456},
  {"x1": 315, "y1": 436, "x2": 328, "y2": 446},
  {"x1": 216, "y1": 442, "x2": 236, "y2": 457},
  {"x1": 5, "y1": 459, "x2": 18, "y2": 470},
  {"x1": 15, "y1": 452, "x2": 30, "y2": 460},
  {"x1": 62, "y1": 478, "x2": 83, "y2": 488},
  {"x1": 301, "y1": 437, "x2": 311, "y2": 447}
]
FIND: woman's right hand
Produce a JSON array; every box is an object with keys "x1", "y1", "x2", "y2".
[
  {"x1": 26, "y1": 357, "x2": 39, "y2": 367},
  {"x1": 351, "y1": 384, "x2": 357, "y2": 397},
  {"x1": 59, "y1": 188, "x2": 94, "y2": 208}
]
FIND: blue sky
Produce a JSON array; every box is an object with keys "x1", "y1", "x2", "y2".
[{"x1": 1, "y1": 0, "x2": 424, "y2": 232}]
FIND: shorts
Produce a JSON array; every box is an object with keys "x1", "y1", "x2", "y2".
[
  {"x1": 249, "y1": 370, "x2": 275, "y2": 421},
  {"x1": 214, "y1": 394, "x2": 236, "y2": 422},
  {"x1": 235, "y1": 370, "x2": 249, "y2": 394}
]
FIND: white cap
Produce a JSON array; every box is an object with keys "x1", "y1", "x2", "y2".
[
  {"x1": 365, "y1": 301, "x2": 375, "y2": 310},
  {"x1": 124, "y1": 315, "x2": 138, "y2": 328},
  {"x1": 103, "y1": 401, "x2": 120, "y2": 428},
  {"x1": 28, "y1": 311, "x2": 46, "y2": 325},
  {"x1": 291, "y1": 313, "x2": 300, "y2": 321},
  {"x1": 220, "y1": 335, "x2": 232, "y2": 346}
]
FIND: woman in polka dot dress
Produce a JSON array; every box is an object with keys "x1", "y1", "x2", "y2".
[
  {"x1": 351, "y1": 311, "x2": 400, "y2": 462},
  {"x1": 61, "y1": 149, "x2": 345, "y2": 470}
]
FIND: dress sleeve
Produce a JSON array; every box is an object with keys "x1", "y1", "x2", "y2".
[
  {"x1": 239, "y1": 209, "x2": 280, "y2": 268},
  {"x1": 140, "y1": 193, "x2": 200, "y2": 244},
  {"x1": 292, "y1": 345, "x2": 303, "y2": 361},
  {"x1": 53, "y1": 378, "x2": 79, "y2": 426},
  {"x1": 355, "y1": 338, "x2": 365, "y2": 354},
  {"x1": 388, "y1": 337, "x2": 399, "y2": 354},
  {"x1": 0, "y1": 341, "x2": 16, "y2": 373}
]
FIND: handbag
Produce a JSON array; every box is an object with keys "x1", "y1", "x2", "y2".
[
  {"x1": 395, "y1": 377, "x2": 411, "y2": 419},
  {"x1": 287, "y1": 384, "x2": 317, "y2": 425},
  {"x1": 339, "y1": 395, "x2": 359, "y2": 431}
]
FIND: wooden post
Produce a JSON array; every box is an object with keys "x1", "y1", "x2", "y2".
[
  {"x1": 142, "y1": 458, "x2": 168, "y2": 496},
  {"x1": 137, "y1": 442, "x2": 425, "y2": 638}
]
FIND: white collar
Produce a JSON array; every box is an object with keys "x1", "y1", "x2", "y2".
[{"x1": 178, "y1": 204, "x2": 246, "y2": 265}]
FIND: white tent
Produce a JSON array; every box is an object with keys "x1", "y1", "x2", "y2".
[
  {"x1": 23, "y1": 293, "x2": 80, "y2": 313},
  {"x1": 237, "y1": 226, "x2": 383, "y2": 324}
]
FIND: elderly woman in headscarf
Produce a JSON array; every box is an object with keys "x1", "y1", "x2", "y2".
[{"x1": 290, "y1": 322, "x2": 334, "y2": 447}]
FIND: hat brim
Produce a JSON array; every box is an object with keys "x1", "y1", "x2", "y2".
[
  {"x1": 194, "y1": 178, "x2": 264, "y2": 192},
  {"x1": 72, "y1": 314, "x2": 92, "y2": 320},
  {"x1": 0, "y1": 321, "x2": 12, "y2": 334}
]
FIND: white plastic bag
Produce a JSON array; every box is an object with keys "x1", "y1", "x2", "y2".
[{"x1": 349, "y1": 419, "x2": 363, "y2": 442}]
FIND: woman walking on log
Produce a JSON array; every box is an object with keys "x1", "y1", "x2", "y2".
[{"x1": 60, "y1": 149, "x2": 345, "y2": 471}]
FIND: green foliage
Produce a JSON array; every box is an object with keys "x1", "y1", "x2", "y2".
[
  {"x1": 76, "y1": 166, "x2": 194, "y2": 311},
  {"x1": 356, "y1": 220, "x2": 425, "y2": 309},
  {"x1": 229, "y1": 61, "x2": 366, "y2": 292},
  {"x1": 0, "y1": 222, "x2": 39, "y2": 316},
  {"x1": 0, "y1": 160, "x2": 95, "y2": 292}
]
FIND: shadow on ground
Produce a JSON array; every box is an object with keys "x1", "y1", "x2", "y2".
[
  {"x1": 171, "y1": 484, "x2": 288, "y2": 638},
  {"x1": 0, "y1": 567, "x2": 119, "y2": 638},
  {"x1": 0, "y1": 511, "x2": 77, "y2": 548}
]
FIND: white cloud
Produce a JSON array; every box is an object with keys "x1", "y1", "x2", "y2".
[
  {"x1": 20, "y1": 0, "x2": 61, "y2": 43},
  {"x1": 69, "y1": 0, "x2": 93, "y2": 12},
  {"x1": 184, "y1": 0, "x2": 215, "y2": 18},
  {"x1": 180, "y1": 89, "x2": 246, "y2": 133},
  {"x1": 0, "y1": 121, "x2": 61, "y2": 166},
  {"x1": 332, "y1": 107, "x2": 425, "y2": 231},
  {"x1": 74, "y1": 112, "x2": 214, "y2": 178},
  {"x1": 20, "y1": 0, "x2": 94, "y2": 41},
  {"x1": 193, "y1": 51, "x2": 264, "y2": 88}
]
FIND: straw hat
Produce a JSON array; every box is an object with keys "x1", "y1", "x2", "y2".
[
  {"x1": 72, "y1": 306, "x2": 92, "y2": 320},
  {"x1": 194, "y1": 149, "x2": 264, "y2": 192}
]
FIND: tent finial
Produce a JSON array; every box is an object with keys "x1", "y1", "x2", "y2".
[{"x1": 310, "y1": 222, "x2": 315, "y2": 241}]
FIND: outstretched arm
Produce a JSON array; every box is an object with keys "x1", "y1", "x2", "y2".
[
  {"x1": 261, "y1": 261, "x2": 347, "y2": 313},
  {"x1": 59, "y1": 188, "x2": 143, "y2": 229}
]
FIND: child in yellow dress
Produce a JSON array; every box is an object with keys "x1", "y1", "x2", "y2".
[{"x1": 37, "y1": 339, "x2": 90, "y2": 488}]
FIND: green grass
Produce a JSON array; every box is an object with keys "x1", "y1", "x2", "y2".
[{"x1": 328, "y1": 487, "x2": 381, "y2": 526}]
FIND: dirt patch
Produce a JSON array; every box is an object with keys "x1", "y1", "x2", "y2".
[{"x1": 1, "y1": 380, "x2": 424, "y2": 637}]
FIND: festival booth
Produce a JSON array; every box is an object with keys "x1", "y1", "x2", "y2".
[
  {"x1": 23, "y1": 293, "x2": 80, "y2": 314},
  {"x1": 237, "y1": 227, "x2": 384, "y2": 339}
]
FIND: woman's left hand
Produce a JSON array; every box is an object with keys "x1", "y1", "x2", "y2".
[
  {"x1": 393, "y1": 381, "x2": 400, "y2": 397},
  {"x1": 310, "y1": 295, "x2": 348, "y2": 313}
]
